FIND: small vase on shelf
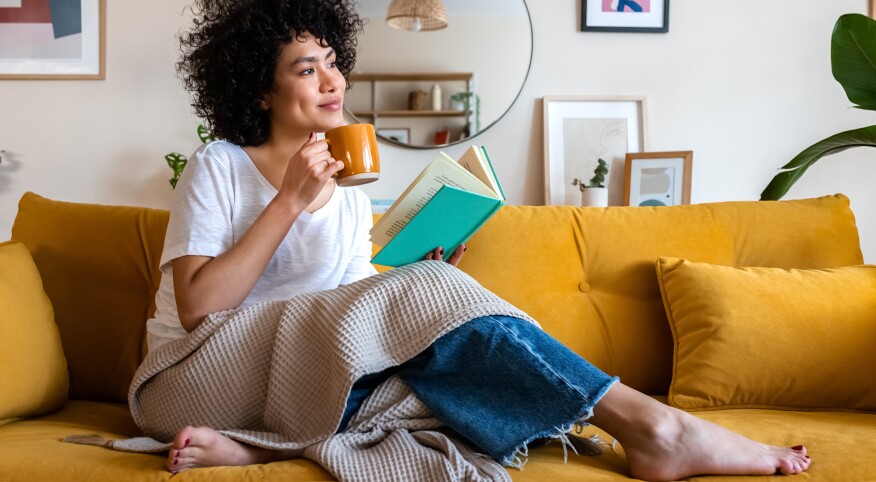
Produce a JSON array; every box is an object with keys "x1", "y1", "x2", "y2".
[{"x1": 431, "y1": 84, "x2": 442, "y2": 111}]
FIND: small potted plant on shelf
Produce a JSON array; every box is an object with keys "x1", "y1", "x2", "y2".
[{"x1": 572, "y1": 158, "x2": 609, "y2": 207}]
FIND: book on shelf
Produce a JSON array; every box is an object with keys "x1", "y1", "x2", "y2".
[{"x1": 370, "y1": 145, "x2": 505, "y2": 267}]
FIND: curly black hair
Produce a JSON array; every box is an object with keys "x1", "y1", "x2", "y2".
[{"x1": 177, "y1": 0, "x2": 364, "y2": 146}]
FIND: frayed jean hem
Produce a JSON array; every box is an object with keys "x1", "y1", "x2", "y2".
[{"x1": 499, "y1": 376, "x2": 619, "y2": 469}]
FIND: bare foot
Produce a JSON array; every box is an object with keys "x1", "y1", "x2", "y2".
[
  {"x1": 623, "y1": 407, "x2": 810, "y2": 481},
  {"x1": 166, "y1": 426, "x2": 296, "y2": 474},
  {"x1": 590, "y1": 383, "x2": 811, "y2": 481}
]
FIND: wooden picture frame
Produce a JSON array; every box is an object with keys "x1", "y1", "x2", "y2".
[
  {"x1": 623, "y1": 151, "x2": 692, "y2": 206},
  {"x1": 543, "y1": 95, "x2": 647, "y2": 206},
  {"x1": 871, "y1": 0, "x2": 875, "y2": 19},
  {"x1": 0, "y1": 0, "x2": 106, "y2": 79},
  {"x1": 581, "y1": 0, "x2": 670, "y2": 33}
]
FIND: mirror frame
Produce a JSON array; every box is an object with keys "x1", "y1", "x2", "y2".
[{"x1": 344, "y1": 0, "x2": 534, "y2": 150}]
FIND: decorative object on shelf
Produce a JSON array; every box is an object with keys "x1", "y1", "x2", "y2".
[
  {"x1": 761, "y1": 13, "x2": 876, "y2": 200},
  {"x1": 0, "y1": 0, "x2": 106, "y2": 79},
  {"x1": 543, "y1": 95, "x2": 647, "y2": 206},
  {"x1": 164, "y1": 125, "x2": 217, "y2": 189},
  {"x1": 572, "y1": 158, "x2": 609, "y2": 207},
  {"x1": 386, "y1": 0, "x2": 448, "y2": 32},
  {"x1": 580, "y1": 0, "x2": 669, "y2": 33},
  {"x1": 377, "y1": 128, "x2": 411, "y2": 144},
  {"x1": 430, "y1": 83, "x2": 442, "y2": 111},
  {"x1": 433, "y1": 129, "x2": 451, "y2": 145},
  {"x1": 408, "y1": 89, "x2": 428, "y2": 111},
  {"x1": 449, "y1": 91, "x2": 482, "y2": 133},
  {"x1": 623, "y1": 151, "x2": 692, "y2": 207}
]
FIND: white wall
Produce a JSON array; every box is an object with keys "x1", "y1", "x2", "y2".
[{"x1": 2, "y1": 0, "x2": 873, "y2": 261}]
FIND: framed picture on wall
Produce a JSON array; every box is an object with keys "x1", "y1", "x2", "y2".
[
  {"x1": 543, "y1": 95, "x2": 647, "y2": 206},
  {"x1": 623, "y1": 151, "x2": 692, "y2": 207},
  {"x1": 581, "y1": 0, "x2": 670, "y2": 33},
  {"x1": 376, "y1": 128, "x2": 410, "y2": 144},
  {"x1": 0, "y1": 0, "x2": 106, "y2": 79}
]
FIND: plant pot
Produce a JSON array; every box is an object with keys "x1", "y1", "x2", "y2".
[{"x1": 580, "y1": 188, "x2": 608, "y2": 207}]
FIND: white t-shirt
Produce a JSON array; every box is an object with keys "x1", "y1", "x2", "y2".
[{"x1": 145, "y1": 141, "x2": 377, "y2": 352}]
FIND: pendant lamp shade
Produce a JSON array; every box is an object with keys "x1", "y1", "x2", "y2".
[{"x1": 386, "y1": 0, "x2": 448, "y2": 32}]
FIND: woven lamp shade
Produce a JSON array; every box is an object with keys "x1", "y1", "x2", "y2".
[{"x1": 386, "y1": 0, "x2": 448, "y2": 31}]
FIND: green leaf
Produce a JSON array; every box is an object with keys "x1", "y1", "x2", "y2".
[
  {"x1": 832, "y1": 14, "x2": 876, "y2": 110},
  {"x1": 165, "y1": 153, "x2": 186, "y2": 170},
  {"x1": 760, "y1": 125, "x2": 876, "y2": 200},
  {"x1": 197, "y1": 124, "x2": 217, "y2": 143}
]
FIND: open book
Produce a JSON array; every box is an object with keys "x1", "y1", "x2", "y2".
[{"x1": 370, "y1": 145, "x2": 505, "y2": 267}]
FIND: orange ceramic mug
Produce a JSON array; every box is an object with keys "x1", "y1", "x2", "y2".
[{"x1": 322, "y1": 123, "x2": 380, "y2": 187}]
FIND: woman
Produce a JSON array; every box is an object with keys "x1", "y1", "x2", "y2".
[{"x1": 144, "y1": 0, "x2": 811, "y2": 480}]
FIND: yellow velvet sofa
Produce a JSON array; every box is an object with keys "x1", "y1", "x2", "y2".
[{"x1": 2, "y1": 191, "x2": 875, "y2": 481}]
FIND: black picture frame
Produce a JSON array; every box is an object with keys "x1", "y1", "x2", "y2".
[{"x1": 581, "y1": 0, "x2": 670, "y2": 33}]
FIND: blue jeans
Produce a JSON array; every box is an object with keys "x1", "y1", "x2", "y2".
[{"x1": 338, "y1": 315, "x2": 618, "y2": 466}]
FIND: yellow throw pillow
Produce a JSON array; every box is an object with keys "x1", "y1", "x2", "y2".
[
  {"x1": 0, "y1": 241, "x2": 68, "y2": 420},
  {"x1": 656, "y1": 257, "x2": 876, "y2": 412}
]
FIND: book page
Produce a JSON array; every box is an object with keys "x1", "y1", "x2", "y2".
[
  {"x1": 370, "y1": 154, "x2": 497, "y2": 246},
  {"x1": 456, "y1": 145, "x2": 504, "y2": 200}
]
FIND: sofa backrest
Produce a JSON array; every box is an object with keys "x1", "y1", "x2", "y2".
[
  {"x1": 460, "y1": 195, "x2": 862, "y2": 395},
  {"x1": 11, "y1": 192, "x2": 862, "y2": 402},
  {"x1": 12, "y1": 193, "x2": 169, "y2": 403}
]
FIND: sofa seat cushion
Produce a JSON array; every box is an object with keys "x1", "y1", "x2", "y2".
[
  {"x1": 0, "y1": 400, "x2": 333, "y2": 482},
  {"x1": 1, "y1": 401, "x2": 873, "y2": 481}
]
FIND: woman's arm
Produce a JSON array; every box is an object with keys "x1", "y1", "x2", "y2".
[
  {"x1": 174, "y1": 134, "x2": 343, "y2": 332},
  {"x1": 172, "y1": 192, "x2": 301, "y2": 332}
]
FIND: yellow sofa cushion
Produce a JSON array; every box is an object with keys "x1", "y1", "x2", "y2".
[
  {"x1": 11, "y1": 193, "x2": 169, "y2": 403},
  {"x1": 0, "y1": 241, "x2": 68, "y2": 420},
  {"x1": 657, "y1": 257, "x2": 876, "y2": 411}
]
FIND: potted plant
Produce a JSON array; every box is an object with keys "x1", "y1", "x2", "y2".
[
  {"x1": 449, "y1": 91, "x2": 481, "y2": 134},
  {"x1": 761, "y1": 13, "x2": 876, "y2": 200},
  {"x1": 164, "y1": 124, "x2": 217, "y2": 189},
  {"x1": 572, "y1": 158, "x2": 609, "y2": 207}
]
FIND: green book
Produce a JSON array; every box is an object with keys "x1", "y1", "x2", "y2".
[{"x1": 371, "y1": 145, "x2": 505, "y2": 267}]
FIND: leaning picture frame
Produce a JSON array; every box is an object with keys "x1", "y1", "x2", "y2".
[
  {"x1": 581, "y1": 0, "x2": 670, "y2": 33},
  {"x1": 543, "y1": 95, "x2": 647, "y2": 206},
  {"x1": 0, "y1": 0, "x2": 106, "y2": 79},
  {"x1": 376, "y1": 127, "x2": 411, "y2": 144},
  {"x1": 623, "y1": 151, "x2": 692, "y2": 207}
]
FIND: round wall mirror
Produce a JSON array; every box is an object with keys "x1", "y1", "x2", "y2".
[{"x1": 346, "y1": 0, "x2": 533, "y2": 149}]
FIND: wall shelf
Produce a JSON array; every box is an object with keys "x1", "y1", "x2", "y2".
[{"x1": 347, "y1": 72, "x2": 476, "y2": 146}]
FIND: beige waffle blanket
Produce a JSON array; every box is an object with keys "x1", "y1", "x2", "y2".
[{"x1": 120, "y1": 261, "x2": 539, "y2": 481}]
